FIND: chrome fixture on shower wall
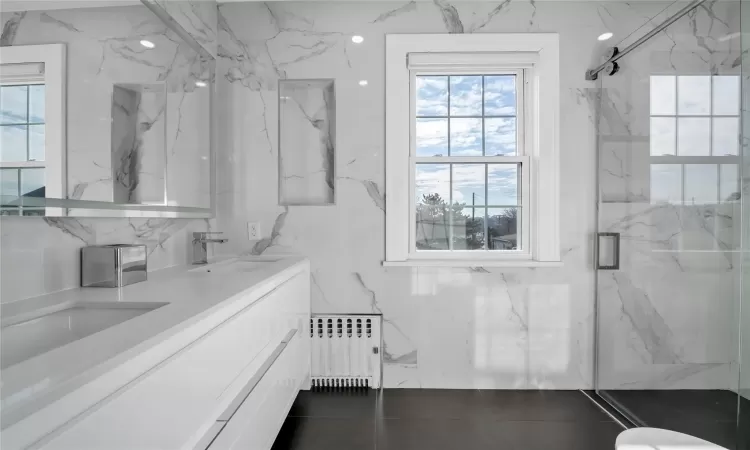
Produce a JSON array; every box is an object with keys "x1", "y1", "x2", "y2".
[{"x1": 585, "y1": 0, "x2": 709, "y2": 80}]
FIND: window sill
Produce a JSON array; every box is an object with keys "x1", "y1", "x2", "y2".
[{"x1": 382, "y1": 259, "x2": 563, "y2": 268}]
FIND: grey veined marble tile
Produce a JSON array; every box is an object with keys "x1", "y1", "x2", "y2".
[{"x1": 279, "y1": 79, "x2": 336, "y2": 206}]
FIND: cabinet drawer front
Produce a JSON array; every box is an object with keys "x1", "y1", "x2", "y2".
[
  {"x1": 207, "y1": 329, "x2": 307, "y2": 450},
  {"x1": 43, "y1": 273, "x2": 308, "y2": 450}
]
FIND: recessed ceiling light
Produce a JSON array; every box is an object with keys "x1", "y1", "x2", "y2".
[
  {"x1": 140, "y1": 39, "x2": 156, "y2": 49},
  {"x1": 359, "y1": 80, "x2": 368, "y2": 86},
  {"x1": 352, "y1": 35, "x2": 364, "y2": 44},
  {"x1": 195, "y1": 80, "x2": 207, "y2": 88},
  {"x1": 597, "y1": 32, "x2": 613, "y2": 41}
]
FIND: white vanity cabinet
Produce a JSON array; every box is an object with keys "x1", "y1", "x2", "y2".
[{"x1": 40, "y1": 268, "x2": 310, "y2": 450}]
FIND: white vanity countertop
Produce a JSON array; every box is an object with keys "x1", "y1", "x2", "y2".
[{"x1": 0, "y1": 255, "x2": 309, "y2": 429}]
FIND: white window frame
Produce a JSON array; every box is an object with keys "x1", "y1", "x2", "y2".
[
  {"x1": 384, "y1": 34, "x2": 560, "y2": 267},
  {"x1": 0, "y1": 44, "x2": 67, "y2": 216}
]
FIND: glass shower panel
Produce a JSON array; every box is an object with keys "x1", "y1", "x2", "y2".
[
  {"x1": 739, "y1": 0, "x2": 750, "y2": 447},
  {"x1": 594, "y1": 1, "x2": 743, "y2": 448}
]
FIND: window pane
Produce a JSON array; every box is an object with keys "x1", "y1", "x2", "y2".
[
  {"x1": 677, "y1": 118, "x2": 709, "y2": 156},
  {"x1": 416, "y1": 76, "x2": 448, "y2": 116},
  {"x1": 452, "y1": 164, "x2": 485, "y2": 206},
  {"x1": 1, "y1": 168, "x2": 19, "y2": 198},
  {"x1": 0, "y1": 124, "x2": 28, "y2": 161},
  {"x1": 415, "y1": 178, "x2": 450, "y2": 251},
  {"x1": 29, "y1": 124, "x2": 45, "y2": 161},
  {"x1": 712, "y1": 118, "x2": 738, "y2": 156},
  {"x1": 28, "y1": 85, "x2": 45, "y2": 123},
  {"x1": 677, "y1": 76, "x2": 710, "y2": 115},
  {"x1": 416, "y1": 118, "x2": 448, "y2": 156},
  {"x1": 488, "y1": 207, "x2": 519, "y2": 250},
  {"x1": 713, "y1": 76, "x2": 739, "y2": 116},
  {"x1": 650, "y1": 76, "x2": 676, "y2": 115},
  {"x1": 452, "y1": 207, "x2": 485, "y2": 250},
  {"x1": 650, "y1": 117, "x2": 676, "y2": 155},
  {"x1": 484, "y1": 117, "x2": 516, "y2": 156},
  {"x1": 415, "y1": 164, "x2": 450, "y2": 205},
  {"x1": 415, "y1": 164, "x2": 450, "y2": 250},
  {"x1": 484, "y1": 76, "x2": 516, "y2": 115},
  {"x1": 20, "y1": 168, "x2": 44, "y2": 196},
  {"x1": 449, "y1": 76, "x2": 482, "y2": 116},
  {"x1": 720, "y1": 164, "x2": 739, "y2": 202},
  {"x1": 650, "y1": 164, "x2": 681, "y2": 204},
  {"x1": 487, "y1": 164, "x2": 518, "y2": 206},
  {"x1": 0, "y1": 85, "x2": 28, "y2": 124},
  {"x1": 449, "y1": 118, "x2": 482, "y2": 156},
  {"x1": 684, "y1": 164, "x2": 717, "y2": 205}
]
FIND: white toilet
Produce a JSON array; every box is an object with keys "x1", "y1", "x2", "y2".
[{"x1": 616, "y1": 428, "x2": 729, "y2": 450}]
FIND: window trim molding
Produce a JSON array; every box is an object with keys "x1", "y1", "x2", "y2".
[
  {"x1": 385, "y1": 33, "x2": 560, "y2": 266},
  {"x1": 0, "y1": 44, "x2": 67, "y2": 216}
]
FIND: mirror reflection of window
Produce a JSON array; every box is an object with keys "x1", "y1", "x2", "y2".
[
  {"x1": 649, "y1": 75, "x2": 740, "y2": 205},
  {"x1": 0, "y1": 82, "x2": 46, "y2": 216}
]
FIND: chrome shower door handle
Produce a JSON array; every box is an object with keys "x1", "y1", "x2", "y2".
[{"x1": 596, "y1": 232, "x2": 620, "y2": 270}]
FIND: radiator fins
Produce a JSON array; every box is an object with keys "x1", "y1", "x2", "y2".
[
  {"x1": 310, "y1": 314, "x2": 382, "y2": 389},
  {"x1": 311, "y1": 377, "x2": 372, "y2": 391}
]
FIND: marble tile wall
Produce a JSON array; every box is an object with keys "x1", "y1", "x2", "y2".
[
  {"x1": 0, "y1": 1, "x2": 218, "y2": 304},
  {"x1": 111, "y1": 85, "x2": 167, "y2": 205},
  {"x1": 213, "y1": 0, "x2": 739, "y2": 389},
  {"x1": 151, "y1": 0, "x2": 218, "y2": 58}
]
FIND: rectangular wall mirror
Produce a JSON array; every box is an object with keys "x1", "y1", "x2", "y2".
[{"x1": 0, "y1": 0, "x2": 214, "y2": 218}]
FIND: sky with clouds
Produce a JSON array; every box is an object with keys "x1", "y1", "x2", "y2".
[{"x1": 414, "y1": 75, "x2": 519, "y2": 208}]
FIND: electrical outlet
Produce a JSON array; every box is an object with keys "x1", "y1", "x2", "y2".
[{"x1": 247, "y1": 222, "x2": 261, "y2": 240}]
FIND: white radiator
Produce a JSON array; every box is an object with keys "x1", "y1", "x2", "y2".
[{"x1": 310, "y1": 315, "x2": 382, "y2": 389}]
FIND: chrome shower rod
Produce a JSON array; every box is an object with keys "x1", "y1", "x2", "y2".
[{"x1": 585, "y1": 0, "x2": 709, "y2": 80}]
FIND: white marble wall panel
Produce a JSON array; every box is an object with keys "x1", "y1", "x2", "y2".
[
  {"x1": 0, "y1": 6, "x2": 211, "y2": 208},
  {"x1": 279, "y1": 80, "x2": 336, "y2": 205},
  {"x1": 111, "y1": 85, "x2": 140, "y2": 204},
  {"x1": 151, "y1": 0, "x2": 218, "y2": 58},
  {"x1": 112, "y1": 85, "x2": 167, "y2": 205},
  {"x1": 135, "y1": 89, "x2": 168, "y2": 205},
  {"x1": 165, "y1": 85, "x2": 211, "y2": 207}
]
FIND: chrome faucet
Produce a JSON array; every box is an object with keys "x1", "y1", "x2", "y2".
[{"x1": 192, "y1": 232, "x2": 228, "y2": 264}]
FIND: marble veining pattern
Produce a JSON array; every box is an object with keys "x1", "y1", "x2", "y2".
[
  {"x1": 279, "y1": 80, "x2": 336, "y2": 205},
  {"x1": 151, "y1": 0, "x2": 218, "y2": 57},
  {"x1": 0, "y1": 6, "x2": 211, "y2": 208},
  {"x1": 0, "y1": 3, "x2": 218, "y2": 304},
  {"x1": 0, "y1": 11, "x2": 24, "y2": 46},
  {"x1": 213, "y1": 0, "x2": 741, "y2": 390}
]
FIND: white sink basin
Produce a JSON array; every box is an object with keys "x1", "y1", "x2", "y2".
[
  {"x1": 189, "y1": 258, "x2": 284, "y2": 274},
  {"x1": 1, "y1": 302, "x2": 167, "y2": 369}
]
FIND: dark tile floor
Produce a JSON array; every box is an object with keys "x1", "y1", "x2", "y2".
[
  {"x1": 600, "y1": 389, "x2": 750, "y2": 450},
  {"x1": 272, "y1": 389, "x2": 624, "y2": 450}
]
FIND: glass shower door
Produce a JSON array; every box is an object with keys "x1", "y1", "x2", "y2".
[{"x1": 594, "y1": 2, "x2": 744, "y2": 448}]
